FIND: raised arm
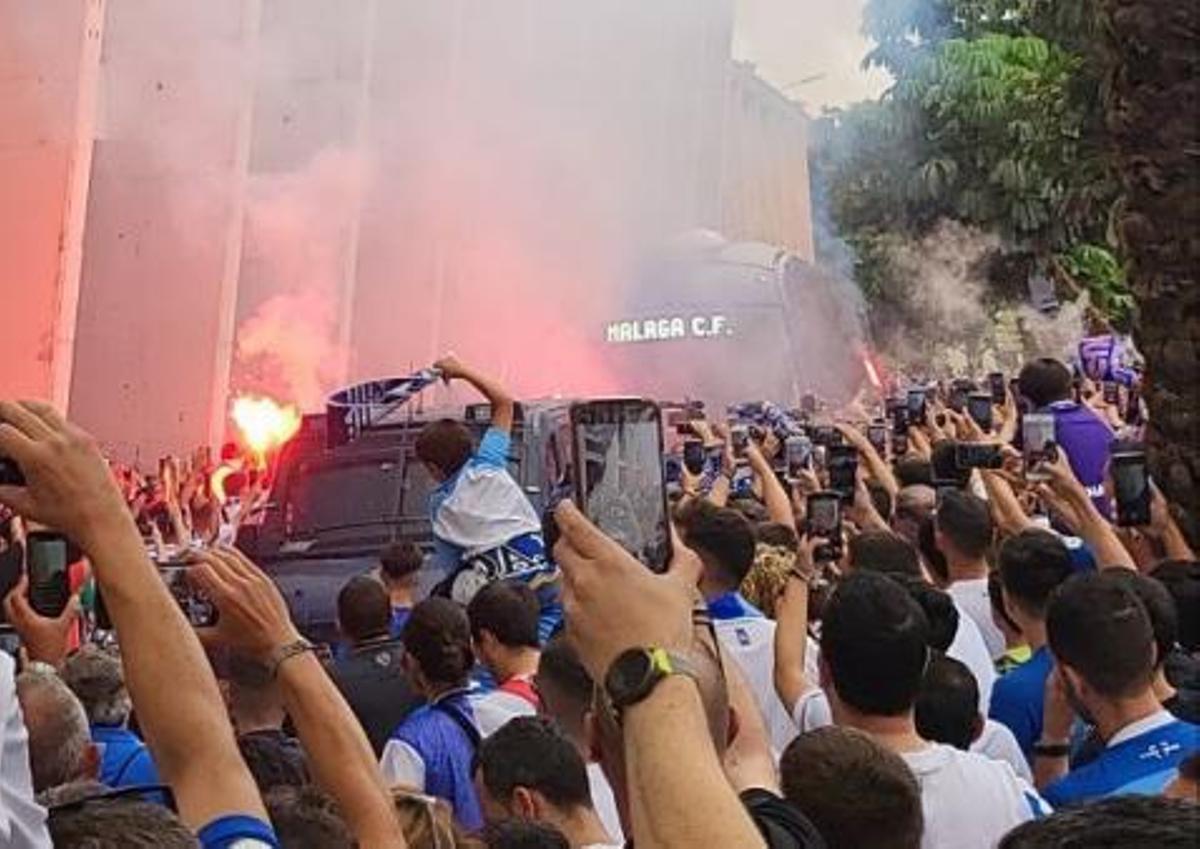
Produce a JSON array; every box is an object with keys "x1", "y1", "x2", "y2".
[
  {"x1": 1037, "y1": 450, "x2": 1136, "y2": 571},
  {"x1": 0, "y1": 401, "x2": 266, "y2": 831},
  {"x1": 745, "y1": 442, "x2": 795, "y2": 530},
  {"x1": 773, "y1": 537, "x2": 819, "y2": 714},
  {"x1": 190, "y1": 548, "x2": 406, "y2": 849},
  {"x1": 553, "y1": 503, "x2": 765, "y2": 849},
  {"x1": 435, "y1": 355, "x2": 515, "y2": 434},
  {"x1": 835, "y1": 422, "x2": 898, "y2": 497}
]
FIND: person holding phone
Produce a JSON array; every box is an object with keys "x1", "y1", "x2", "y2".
[
  {"x1": 416, "y1": 355, "x2": 560, "y2": 640},
  {"x1": 1017, "y1": 359, "x2": 1115, "y2": 515}
]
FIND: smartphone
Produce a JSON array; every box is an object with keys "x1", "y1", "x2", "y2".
[
  {"x1": 26, "y1": 531, "x2": 70, "y2": 618},
  {"x1": 664, "y1": 456, "x2": 683, "y2": 486},
  {"x1": 891, "y1": 406, "x2": 909, "y2": 456},
  {"x1": 0, "y1": 457, "x2": 25, "y2": 487},
  {"x1": 1102, "y1": 381, "x2": 1120, "y2": 406},
  {"x1": 571, "y1": 400, "x2": 673, "y2": 572},
  {"x1": 159, "y1": 564, "x2": 219, "y2": 627},
  {"x1": 800, "y1": 394, "x2": 817, "y2": 417},
  {"x1": 955, "y1": 442, "x2": 1004, "y2": 470},
  {"x1": 682, "y1": 440, "x2": 705, "y2": 476},
  {"x1": 1022, "y1": 413, "x2": 1057, "y2": 481},
  {"x1": 827, "y1": 445, "x2": 859, "y2": 505},
  {"x1": 947, "y1": 383, "x2": 968, "y2": 414},
  {"x1": 785, "y1": 435, "x2": 813, "y2": 475},
  {"x1": 1124, "y1": 384, "x2": 1143, "y2": 426},
  {"x1": 967, "y1": 393, "x2": 994, "y2": 432},
  {"x1": 867, "y1": 421, "x2": 888, "y2": 455},
  {"x1": 0, "y1": 625, "x2": 20, "y2": 659},
  {"x1": 1111, "y1": 448, "x2": 1151, "y2": 527},
  {"x1": 730, "y1": 425, "x2": 750, "y2": 456},
  {"x1": 988, "y1": 372, "x2": 1006, "y2": 405},
  {"x1": 906, "y1": 389, "x2": 927, "y2": 426},
  {"x1": 811, "y1": 425, "x2": 836, "y2": 447},
  {"x1": 806, "y1": 493, "x2": 843, "y2": 562}
]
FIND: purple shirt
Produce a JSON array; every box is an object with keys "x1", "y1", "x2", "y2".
[{"x1": 1047, "y1": 401, "x2": 1114, "y2": 515}]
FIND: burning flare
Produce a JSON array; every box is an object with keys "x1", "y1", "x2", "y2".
[{"x1": 231, "y1": 394, "x2": 302, "y2": 458}]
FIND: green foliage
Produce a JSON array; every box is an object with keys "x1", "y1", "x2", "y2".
[
  {"x1": 813, "y1": 0, "x2": 1128, "y2": 326},
  {"x1": 1056, "y1": 244, "x2": 1134, "y2": 328}
]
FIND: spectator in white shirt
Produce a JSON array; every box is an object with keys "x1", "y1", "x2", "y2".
[
  {"x1": 0, "y1": 655, "x2": 52, "y2": 849},
  {"x1": 914, "y1": 655, "x2": 1032, "y2": 782},
  {"x1": 813, "y1": 571, "x2": 1048, "y2": 849},
  {"x1": 676, "y1": 500, "x2": 799, "y2": 756},
  {"x1": 935, "y1": 491, "x2": 1006, "y2": 661},
  {"x1": 534, "y1": 635, "x2": 624, "y2": 846},
  {"x1": 475, "y1": 716, "x2": 620, "y2": 849},
  {"x1": 845, "y1": 533, "x2": 996, "y2": 713},
  {"x1": 780, "y1": 726, "x2": 924, "y2": 849}
]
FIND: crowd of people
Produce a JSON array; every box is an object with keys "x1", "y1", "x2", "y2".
[{"x1": 0, "y1": 347, "x2": 1196, "y2": 848}]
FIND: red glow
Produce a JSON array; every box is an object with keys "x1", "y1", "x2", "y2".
[
  {"x1": 231, "y1": 394, "x2": 301, "y2": 458},
  {"x1": 861, "y1": 349, "x2": 884, "y2": 391}
]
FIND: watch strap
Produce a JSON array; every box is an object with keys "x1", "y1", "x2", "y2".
[
  {"x1": 605, "y1": 647, "x2": 696, "y2": 718},
  {"x1": 1032, "y1": 740, "x2": 1071, "y2": 758}
]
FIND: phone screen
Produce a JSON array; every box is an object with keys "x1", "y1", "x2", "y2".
[
  {"x1": 827, "y1": 445, "x2": 859, "y2": 504},
  {"x1": 730, "y1": 425, "x2": 750, "y2": 455},
  {"x1": 572, "y1": 400, "x2": 672, "y2": 572},
  {"x1": 988, "y1": 373, "x2": 1006, "y2": 404},
  {"x1": 1103, "y1": 381, "x2": 1120, "y2": 405},
  {"x1": 808, "y1": 494, "x2": 841, "y2": 537},
  {"x1": 682, "y1": 440, "x2": 705, "y2": 476},
  {"x1": 160, "y1": 564, "x2": 219, "y2": 627},
  {"x1": 0, "y1": 626, "x2": 19, "y2": 659},
  {"x1": 785, "y1": 435, "x2": 812, "y2": 474},
  {"x1": 955, "y1": 442, "x2": 1003, "y2": 470},
  {"x1": 1111, "y1": 451, "x2": 1151, "y2": 527},
  {"x1": 906, "y1": 389, "x2": 927, "y2": 425},
  {"x1": 967, "y1": 394, "x2": 994, "y2": 432},
  {"x1": 1023, "y1": 413, "x2": 1057, "y2": 480},
  {"x1": 807, "y1": 494, "x2": 843, "y2": 561},
  {"x1": 27, "y1": 533, "x2": 70, "y2": 618},
  {"x1": 867, "y1": 422, "x2": 888, "y2": 454}
]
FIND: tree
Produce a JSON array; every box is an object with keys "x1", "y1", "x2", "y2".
[{"x1": 1101, "y1": 0, "x2": 1200, "y2": 544}]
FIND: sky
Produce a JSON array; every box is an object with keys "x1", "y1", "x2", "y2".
[{"x1": 733, "y1": 0, "x2": 892, "y2": 112}]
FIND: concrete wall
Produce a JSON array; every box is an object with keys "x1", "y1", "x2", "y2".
[
  {"x1": 0, "y1": 0, "x2": 99, "y2": 402},
  {"x1": 68, "y1": 1, "x2": 253, "y2": 463},
  {"x1": 721, "y1": 61, "x2": 814, "y2": 259}
]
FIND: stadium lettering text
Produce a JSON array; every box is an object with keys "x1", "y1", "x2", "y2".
[{"x1": 605, "y1": 315, "x2": 730, "y2": 344}]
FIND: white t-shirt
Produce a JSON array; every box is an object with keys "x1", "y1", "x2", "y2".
[
  {"x1": 972, "y1": 718, "x2": 1033, "y2": 783},
  {"x1": 0, "y1": 654, "x2": 52, "y2": 849},
  {"x1": 901, "y1": 743, "x2": 1050, "y2": 849},
  {"x1": 713, "y1": 612, "x2": 799, "y2": 756},
  {"x1": 790, "y1": 686, "x2": 833, "y2": 733},
  {"x1": 587, "y1": 763, "x2": 624, "y2": 847},
  {"x1": 948, "y1": 578, "x2": 1006, "y2": 661},
  {"x1": 947, "y1": 603, "x2": 997, "y2": 715}
]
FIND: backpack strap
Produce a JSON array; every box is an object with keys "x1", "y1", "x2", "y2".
[{"x1": 431, "y1": 697, "x2": 482, "y2": 751}]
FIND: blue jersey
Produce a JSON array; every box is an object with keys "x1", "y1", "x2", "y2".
[
  {"x1": 380, "y1": 686, "x2": 535, "y2": 831},
  {"x1": 428, "y1": 428, "x2": 544, "y2": 568},
  {"x1": 1043, "y1": 715, "x2": 1199, "y2": 806},
  {"x1": 92, "y1": 725, "x2": 161, "y2": 789},
  {"x1": 989, "y1": 646, "x2": 1054, "y2": 761}
]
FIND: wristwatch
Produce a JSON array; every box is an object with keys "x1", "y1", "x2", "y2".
[{"x1": 604, "y1": 647, "x2": 695, "y2": 719}]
